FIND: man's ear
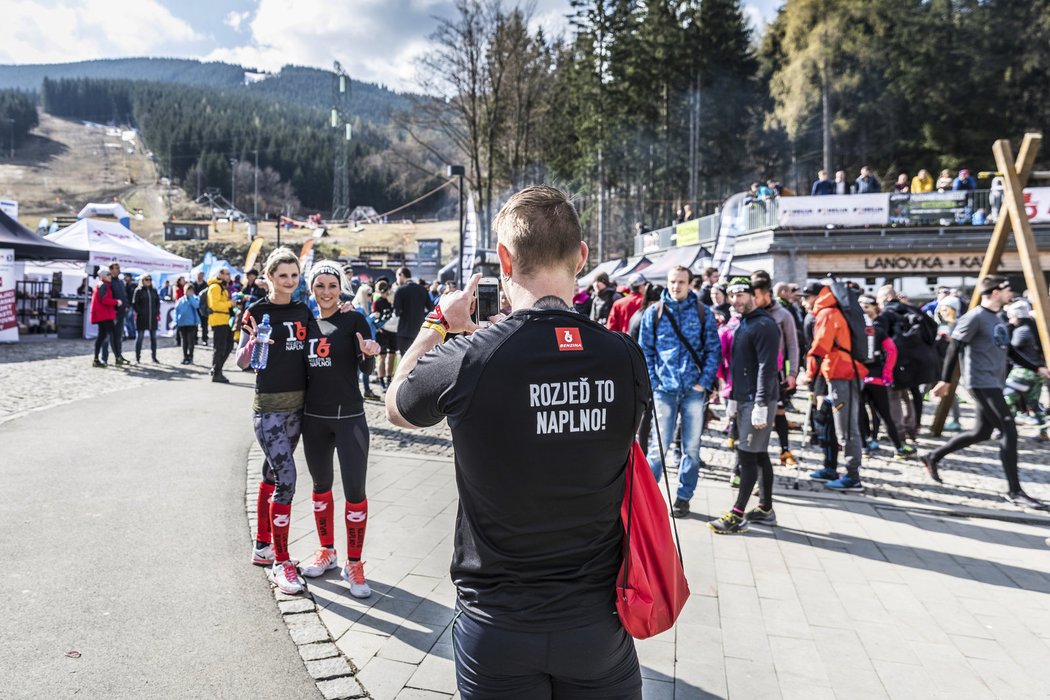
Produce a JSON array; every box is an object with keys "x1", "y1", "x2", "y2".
[
  {"x1": 497, "y1": 242, "x2": 513, "y2": 278},
  {"x1": 575, "y1": 241, "x2": 588, "y2": 276}
]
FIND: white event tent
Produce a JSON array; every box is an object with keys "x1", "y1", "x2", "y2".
[{"x1": 46, "y1": 218, "x2": 191, "y2": 274}]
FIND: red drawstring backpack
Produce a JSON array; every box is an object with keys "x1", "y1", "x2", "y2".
[{"x1": 616, "y1": 440, "x2": 690, "y2": 639}]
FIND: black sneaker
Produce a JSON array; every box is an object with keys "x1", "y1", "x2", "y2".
[
  {"x1": 671, "y1": 499, "x2": 690, "y2": 518},
  {"x1": 92, "y1": 359, "x2": 106, "y2": 368},
  {"x1": 212, "y1": 374, "x2": 231, "y2": 384},
  {"x1": 745, "y1": 506, "x2": 777, "y2": 526},
  {"x1": 920, "y1": 453, "x2": 942, "y2": 483},
  {"x1": 1005, "y1": 491, "x2": 1048, "y2": 510},
  {"x1": 709, "y1": 511, "x2": 749, "y2": 535}
]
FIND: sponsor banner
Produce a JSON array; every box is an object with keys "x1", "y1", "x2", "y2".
[
  {"x1": 890, "y1": 191, "x2": 969, "y2": 224},
  {"x1": 1023, "y1": 187, "x2": 1050, "y2": 223},
  {"x1": 777, "y1": 194, "x2": 890, "y2": 228},
  {"x1": 675, "y1": 220, "x2": 699, "y2": 247},
  {"x1": 0, "y1": 199, "x2": 17, "y2": 219},
  {"x1": 163, "y1": 222, "x2": 209, "y2": 241},
  {"x1": 460, "y1": 189, "x2": 478, "y2": 284},
  {"x1": 0, "y1": 248, "x2": 17, "y2": 342}
]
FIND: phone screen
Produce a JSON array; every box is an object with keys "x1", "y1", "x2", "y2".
[{"x1": 476, "y1": 281, "x2": 500, "y2": 322}]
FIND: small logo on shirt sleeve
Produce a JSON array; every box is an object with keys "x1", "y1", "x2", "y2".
[{"x1": 556, "y1": 327, "x2": 584, "y2": 351}]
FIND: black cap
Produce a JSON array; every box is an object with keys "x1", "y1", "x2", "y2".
[{"x1": 802, "y1": 282, "x2": 825, "y2": 297}]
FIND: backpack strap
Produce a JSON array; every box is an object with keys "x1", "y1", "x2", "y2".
[{"x1": 657, "y1": 298, "x2": 709, "y2": 382}]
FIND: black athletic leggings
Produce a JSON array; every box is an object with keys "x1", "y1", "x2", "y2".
[
  {"x1": 179, "y1": 325, "x2": 197, "y2": 360},
  {"x1": 860, "y1": 384, "x2": 903, "y2": 449},
  {"x1": 301, "y1": 413, "x2": 369, "y2": 502},
  {"x1": 930, "y1": 387, "x2": 1020, "y2": 493},
  {"x1": 94, "y1": 320, "x2": 119, "y2": 359},
  {"x1": 734, "y1": 449, "x2": 773, "y2": 512}
]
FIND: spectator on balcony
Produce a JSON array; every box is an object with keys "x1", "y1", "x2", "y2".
[
  {"x1": 811, "y1": 170, "x2": 835, "y2": 196},
  {"x1": 768, "y1": 179, "x2": 792, "y2": 196},
  {"x1": 936, "y1": 169, "x2": 954, "y2": 191},
  {"x1": 682, "y1": 204, "x2": 695, "y2": 222},
  {"x1": 834, "y1": 170, "x2": 851, "y2": 195},
  {"x1": 952, "y1": 169, "x2": 977, "y2": 191},
  {"x1": 894, "y1": 174, "x2": 910, "y2": 193},
  {"x1": 990, "y1": 176, "x2": 1005, "y2": 222},
  {"x1": 855, "y1": 166, "x2": 882, "y2": 194},
  {"x1": 911, "y1": 169, "x2": 934, "y2": 193}
]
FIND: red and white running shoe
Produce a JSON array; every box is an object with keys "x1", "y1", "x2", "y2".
[
  {"x1": 341, "y1": 561, "x2": 371, "y2": 599},
  {"x1": 300, "y1": 548, "x2": 339, "y2": 578},
  {"x1": 268, "y1": 561, "x2": 305, "y2": 595}
]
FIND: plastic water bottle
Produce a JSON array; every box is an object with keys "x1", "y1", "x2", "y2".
[{"x1": 250, "y1": 314, "x2": 272, "y2": 370}]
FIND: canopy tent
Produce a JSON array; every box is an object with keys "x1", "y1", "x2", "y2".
[
  {"x1": 639, "y1": 244, "x2": 709, "y2": 281},
  {"x1": 0, "y1": 209, "x2": 89, "y2": 261},
  {"x1": 46, "y1": 218, "x2": 191, "y2": 274},
  {"x1": 689, "y1": 255, "x2": 750, "y2": 278},
  {"x1": 190, "y1": 259, "x2": 242, "y2": 279},
  {"x1": 77, "y1": 202, "x2": 132, "y2": 229},
  {"x1": 577, "y1": 259, "x2": 626, "y2": 288},
  {"x1": 609, "y1": 255, "x2": 652, "y2": 283}
]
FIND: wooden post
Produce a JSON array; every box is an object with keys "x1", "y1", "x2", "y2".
[{"x1": 931, "y1": 133, "x2": 1044, "y2": 435}]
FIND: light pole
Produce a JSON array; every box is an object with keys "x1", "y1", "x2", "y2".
[
  {"x1": 252, "y1": 149, "x2": 259, "y2": 221},
  {"x1": 230, "y1": 158, "x2": 238, "y2": 214},
  {"x1": 448, "y1": 164, "x2": 465, "y2": 284}
]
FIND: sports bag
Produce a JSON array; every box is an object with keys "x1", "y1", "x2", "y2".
[
  {"x1": 826, "y1": 276, "x2": 874, "y2": 364},
  {"x1": 617, "y1": 441, "x2": 690, "y2": 639}
]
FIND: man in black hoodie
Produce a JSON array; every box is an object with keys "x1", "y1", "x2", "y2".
[{"x1": 876, "y1": 285, "x2": 939, "y2": 440}]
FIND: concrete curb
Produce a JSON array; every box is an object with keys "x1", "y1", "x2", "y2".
[{"x1": 244, "y1": 444, "x2": 371, "y2": 700}]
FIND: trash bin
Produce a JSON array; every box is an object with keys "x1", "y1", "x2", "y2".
[{"x1": 57, "y1": 311, "x2": 84, "y2": 339}]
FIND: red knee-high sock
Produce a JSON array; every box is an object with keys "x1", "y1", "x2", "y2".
[
  {"x1": 255, "y1": 482, "x2": 275, "y2": 544},
  {"x1": 270, "y1": 501, "x2": 292, "y2": 563},
  {"x1": 345, "y1": 499, "x2": 368, "y2": 560},
  {"x1": 312, "y1": 490, "x2": 335, "y2": 548}
]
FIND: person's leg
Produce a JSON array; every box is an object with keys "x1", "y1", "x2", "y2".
[
  {"x1": 774, "y1": 410, "x2": 790, "y2": 452},
  {"x1": 334, "y1": 414, "x2": 371, "y2": 595},
  {"x1": 149, "y1": 328, "x2": 158, "y2": 360},
  {"x1": 733, "y1": 449, "x2": 759, "y2": 513},
  {"x1": 911, "y1": 386, "x2": 925, "y2": 435},
  {"x1": 212, "y1": 326, "x2": 232, "y2": 379},
  {"x1": 973, "y1": 389, "x2": 1022, "y2": 494},
  {"x1": 928, "y1": 392, "x2": 995, "y2": 464},
  {"x1": 859, "y1": 386, "x2": 874, "y2": 442},
  {"x1": 301, "y1": 415, "x2": 336, "y2": 544},
  {"x1": 180, "y1": 326, "x2": 191, "y2": 360},
  {"x1": 637, "y1": 402, "x2": 653, "y2": 454},
  {"x1": 252, "y1": 411, "x2": 302, "y2": 564},
  {"x1": 94, "y1": 322, "x2": 106, "y2": 361},
  {"x1": 870, "y1": 384, "x2": 904, "y2": 450},
  {"x1": 828, "y1": 379, "x2": 863, "y2": 482},
  {"x1": 889, "y1": 387, "x2": 907, "y2": 438},
  {"x1": 675, "y1": 388, "x2": 706, "y2": 502},
  {"x1": 200, "y1": 315, "x2": 209, "y2": 345},
  {"x1": 548, "y1": 614, "x2": 642, "y2": 700},
  {"x1": 113, "y1": 310, "x2": 125, "y2": 357},
  {"x1": 646, "y1": 390, "x2": 678, "y2": 484},
  {"x1": 756, "y1": 451, "x2": 774, "y2": 510},
  {"x1": 135, "y1": 331, "x2": 144, "y2": 362}
]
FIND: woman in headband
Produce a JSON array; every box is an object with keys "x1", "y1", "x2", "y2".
[{"x1": 297, "y1": 261, "x2": 382, "y2": 597}]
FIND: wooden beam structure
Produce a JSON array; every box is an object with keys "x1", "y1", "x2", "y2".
[{"x1": 931, "y1": 133, "x2": 1046, "y2": 435}]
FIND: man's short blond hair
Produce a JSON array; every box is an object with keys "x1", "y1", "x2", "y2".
[{"x1": 493, "y1": 185, "x2": 582, "y2": 277}]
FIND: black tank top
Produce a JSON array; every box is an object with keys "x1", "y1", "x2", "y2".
[{"x1": 305, "y1": 311, "x2": 374, "y2": 418}]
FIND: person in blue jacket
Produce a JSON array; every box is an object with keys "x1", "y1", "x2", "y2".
[
  {"x1": 174, "y1": 286, "x2": 201, "y2": 365},
  {"x1": 639, "y1": 264, "x2": 721, "y2": 518}
]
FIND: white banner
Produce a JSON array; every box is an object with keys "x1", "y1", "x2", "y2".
[
  {"x1": 777, "y1": 193, "x2": 891, "y2": 228},
  {"x1": 0, "y1": 200, "x2": 17, "y2": 220},
  {"x1": 0, "y1": 248, "x2": 18, "y2": 343},
  {"x1": 1023, "y1": 187, "x2": 1050, "y2": 223},
  {"x1": 460, "y1": 188, "x2": 478, "y2": 284}
]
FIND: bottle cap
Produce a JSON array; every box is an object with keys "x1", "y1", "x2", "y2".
[{"x1": 261, "y1": 313, "x2": 270, "y2": 324}]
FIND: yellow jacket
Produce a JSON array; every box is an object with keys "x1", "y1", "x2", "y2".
[
  {"x1": 910, "y1": 174, "x2": 934, "y2": 193},
  {"x1": 205, "y1": 278, "x2": 233, "y2": 327}
]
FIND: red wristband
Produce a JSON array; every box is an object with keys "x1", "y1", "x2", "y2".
[{"x1": 426, "y1": 304, "x2": 451, "y2": 330}]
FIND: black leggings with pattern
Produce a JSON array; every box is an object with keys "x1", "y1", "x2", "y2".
[{"x1": 253, "y1": 410, "x2": 303, "y2": 505}]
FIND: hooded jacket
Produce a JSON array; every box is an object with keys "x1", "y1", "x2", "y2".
[
  {"x1": 205, "y1": 277, "x2": 234, "y2": 327},
  {"x1": 89, "y1": 280, "x2": 118, "y2": 324},
  {"x1": 639, "y1": 288, "x2": 721, "y2": 392},
  {"x1": 807, "y1": 286, "x2": 869, "y2": 382},
  {"x1": 132, "y1": 285, "x2": 161, "y2": 330}
]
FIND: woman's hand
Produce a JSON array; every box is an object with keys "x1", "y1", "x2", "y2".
[
  {"x1": 356, "y1": 332, "x2": 382, "y2": 357},
  {"x1": 242, "y1": 314, "x2": 274, "y2": 344}
]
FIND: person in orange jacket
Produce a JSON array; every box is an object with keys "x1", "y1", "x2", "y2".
[{"x1": 806, "y1": 284, "x2": 868, "y2": 491}]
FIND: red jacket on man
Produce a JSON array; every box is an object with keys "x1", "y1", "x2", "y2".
[
  {"x1": 606, "y1": 292, "x2": 644, "y2": 333},
  {"x1": 89, "y1": 280, "x2": 118, "y2": 324}
]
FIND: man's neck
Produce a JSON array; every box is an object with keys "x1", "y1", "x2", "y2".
[
  {"x1": 981, "y1": 301, "x2": 1002, "y2": 313},
  {"x1": 508, "y1": 273, "x2": 575, "y2": 312}
]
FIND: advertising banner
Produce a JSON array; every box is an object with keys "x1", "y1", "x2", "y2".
[
  {"x1": 0, "y1": 248, "x2": 18, "y2": 342},
  {"x1": 0, "y1": 199, "x2": 17, "y2": 219},
  {"x1": 163, "y1": 222, "x2": 209, "y2": 241},
  {"x1": 890, "y1": 191, "x2": 969, "y2": 224},
  {"x1": 460, "y1": 189, "x2": 478, "y2": 285},
  {"x1": 675, "y1": 219, "x2": 699, "y2": 247},
  {"x1": 1023, "y1": 187, "x2": 1050, "y2": 223},
  {"x1": 416, "y1": 239, "x2": 442, "y2": 281},
  {"x1": 777, "y1": 194, "x2": 890, "y2": 228}
]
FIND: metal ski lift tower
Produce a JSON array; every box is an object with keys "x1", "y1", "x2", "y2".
[{"x1": 331, "y1": 61, "x2": 352, "y2": 220}]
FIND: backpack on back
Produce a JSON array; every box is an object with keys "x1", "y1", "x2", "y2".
[
  {"x1": 890, "y1": 302, "x2": 940, "y2": 386},
  {"x1": 197, "y1": 284, "x2": 212, "y2": 322},
  {"x1": 826, "y1": 277, "x2": 875, "y2": 365}
]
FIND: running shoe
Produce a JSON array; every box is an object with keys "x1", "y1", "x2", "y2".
[
  {"x1": 895, "y1": 445, "x2": 917, "y2": 459},
  {"x1": 1018, "y1": 414, "x2": 1042, "y2": 426},
  {"x1": 92, "y1": 359, "x2": 106, "y2": 368},
  {"x1": 363, "y1": 391, "x2": 381, "y2": 401},
  {"x1": 709, "y1": 511, "x2": 749, "y2": 535},
  {"x1": 114, "y1": 357, "x2": 131, "y2": 366},
  {"x1": 809, "y1": 468, "x2": 838, "y2": 482},
  {"x1": 745, "y1": 506, "x2": 777, "y2": 526},
  {"x1": 780, "y1": 449, "x2": 798, "y2": 466},
  {"x1": 268, "y1": 561, "x2": 305, "y2": 595},
  {"x1": 943, "y1": 421, "x2": 962, "y2": 432},
  {"x1": 671, "y1": 499, "x2": 690, "y2": 518},
  {"x1": 341, "y1": 560, "x2": 372, "y2": 599},
  {"x1": 300, "y1": 547, "x2": 339, "y2": 578},
  {"x1": 1005, "y1": 491, "x2": 1049, "y2": 510},
  {"x1": 919, "y1": 453, "x2": 942, "y2": 483},
  {"x1": 865, "y1": 439, "x2": 880, "y2": 452},
  {"x1": 824, "y1": 475, "x2": 863, "y2": 492},
  {"x1": 729, "y1": 473, "x2": 741, "y2": 488},
  {"x1": 251, "y1": 543, "x2": 274, "y2": 566}
]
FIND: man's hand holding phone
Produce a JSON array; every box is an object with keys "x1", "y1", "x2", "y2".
[{"x1": 436, "y1": 274, "x2": 482, "y2": 335}]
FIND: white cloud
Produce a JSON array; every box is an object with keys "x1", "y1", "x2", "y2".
[
  {"x1": 1, "y1": 0, "x2": 202, "y2": 64},
  {"x1": 225, "y1": 10, "x2": 251, "y2": 32}
]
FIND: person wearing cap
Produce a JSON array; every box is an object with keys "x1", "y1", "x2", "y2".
[
  {"x1": 857, "y1": 295, "x2": 915, "y2": 458},
  {"x1": 606, "y1": 273, "x2": 648, "y2": 333},
  {"x1": 589, "y1": 271, "x2": 622, "y2": 326},
  {"x1": 952, "y1": 168, "x2": 977, "y2": 191},
  {"x1": 244, "y1": 269, "x2": 266, "y2": 306},
  {"x1": 1003, "y1": 300, "x2": 1048, "y2": 441},
  {"x1": 710, "y1": 278, "x2": 780, "y2": 534},
  {"x1": 926, "y1": 276, "x2": 1050, "y2": 510},
  {"x1": 90, "y1": 268, "x2": 122, "y2": 368},
  {"x1": 640, "y1": 264, "x2": 721, "y2": 518}
]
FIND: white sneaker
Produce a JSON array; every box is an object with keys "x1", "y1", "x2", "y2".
[
  {"x1": 300, "y1": 547, "x2": 339, "y2": 578},
  {"x1": 251, "y1": 543, "x2": 274, "y2": 566},
  {"x1": 341, "y1": 560, "x2": 371, "y2": 599},
  {"x1": 268, "y1": 561, "x2": 305, "y2": 595}
]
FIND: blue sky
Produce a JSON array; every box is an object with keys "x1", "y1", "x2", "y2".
[{"x1": 3, "y1": 0, "x2": 782, "y2": 92}]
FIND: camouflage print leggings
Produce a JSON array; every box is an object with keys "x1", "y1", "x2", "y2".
[{"x1": 253, "y1": 410, "x2": 303, "y2": 505}]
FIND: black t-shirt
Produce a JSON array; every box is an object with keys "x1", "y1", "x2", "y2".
[
  {"x1": 396, "y1": 302, "x2": 651, "y2": 631},
  {"x1": 305, "y1": 311, "x2": 375, "y2": 418},
  {"x1": 393, "y1": 282, "x2": 433, "y2": 338},
  {"x1": 244, "y1": 300, "x2": 311, "y2": 407}
]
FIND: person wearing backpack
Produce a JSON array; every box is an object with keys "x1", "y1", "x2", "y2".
[
  {"x1": 877, "y1": 285, "x2": 941, "y2": 440},
  {"x1": 858, "y1": 295, "x2": 916, "y2": 459},
  {"x1": 806, "y1": 282, "x2": 869, "y2": 491},
  {"x1": 640, "y1": 265, "x2": 721, "y2": 518}
]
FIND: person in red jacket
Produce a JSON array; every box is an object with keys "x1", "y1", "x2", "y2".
[
  {"x1": 806, "y1": 284, "x2": 868, "y2": 491},
  {"x1": 606, "y1": 273, "x2": 648, "y2": 333},
  {"x1": 90, "y1": 268, "x2": 123, "y2": 368}
]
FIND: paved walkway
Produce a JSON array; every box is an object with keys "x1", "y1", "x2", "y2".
[{"x1": 263, "y1": 447, "x2": 1050, "y2": 699}]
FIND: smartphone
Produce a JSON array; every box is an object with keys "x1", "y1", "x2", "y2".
[{"x1": 474, "y1": 277, "x2": 501, "y2": 324}]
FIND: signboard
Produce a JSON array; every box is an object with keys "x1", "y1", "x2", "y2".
[
  {"x1": 416, "y1": 238, "x2": 442, "y2": 281},
  {"x1": 675, "y1": 219, "x2": 699, "y2": 247},
  {"x1": 777, "y1": 194, "x2": 890, "y2": 228},
  {"x1": 0, "y1": 248, "x2": 18, "y2": 342},
  {"x1": 809, "y1": 250, "x2": 1050, "y2": 275},
  {"x1": 0, "y1": 200, "x2": 17, "y2": 219},
  {"x1": 163, "y1": 222, "x2": 209, "y2": 241},
  {"x1": 1023, "y1": 187, "x2": 1050, "y2": 223},
  {"x1": 889, "y1": 191, "x2": 969, "y2": 224}
]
